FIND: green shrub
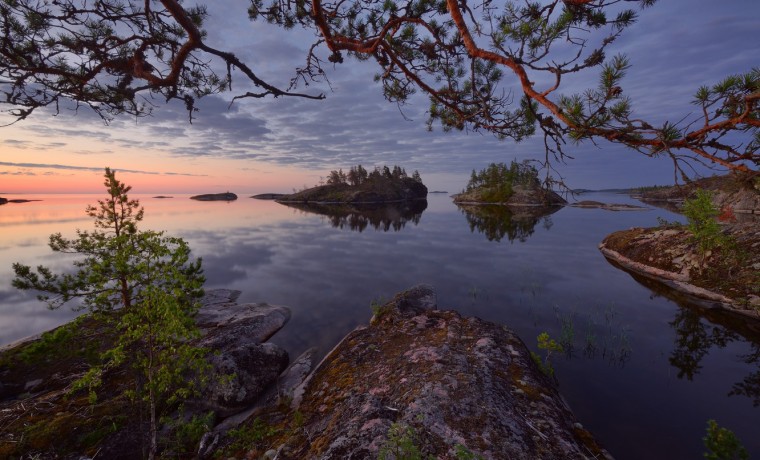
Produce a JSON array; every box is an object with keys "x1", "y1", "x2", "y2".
[
  {"x1": 531, "y1": 332, "x2": 563, "y2": 378},
  {"x1": 683, "y1": 189, "x2": 725, "y2": 254},
  {"x1": 703, "y1": 419, "x2": 748, "y2": 460},
  {"x1": 379, "y1": 422, "x2": 427, "y2": 460}
]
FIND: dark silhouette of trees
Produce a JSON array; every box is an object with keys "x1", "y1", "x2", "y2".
[
  {"x1": 0, "y1": 0, "x2": 323, "y2": 125},
  {"x1": 324, "y1": 164, "x2": 421, "y2": 185}
]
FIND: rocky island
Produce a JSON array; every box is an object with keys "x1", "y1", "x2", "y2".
[
  {"x1": 601, "y1": 173, "x2": 760, "y2": 316},
  {"x1": 190, "y1": 192, "x2": 238, "y2": 201},
  {"x1": 276, "y1": 165, "x2": 427, "y2": 204},
  {"x1": 451, "y1": 161, "x2": 566, "y2": 206},
  {"x1": 0, "y1": 287, "x2": 609, "y2": 459}
]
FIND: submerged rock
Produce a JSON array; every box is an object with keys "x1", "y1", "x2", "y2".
[{"x1": 277, "y1": 285, "x2": 610, "y2": 459}]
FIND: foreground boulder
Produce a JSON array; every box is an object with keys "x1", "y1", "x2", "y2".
[
  {"x1": 264, "y1": 285, "x2": 609, "y2": 459},
  {"x1": 194, "y1": 290, "x2": 291, "y2": 416}
]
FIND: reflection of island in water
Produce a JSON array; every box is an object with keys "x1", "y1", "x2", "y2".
[
  {"x1": 457, "y1": 204, "x2": 560, "y2": 242},
  {"x1": 614, "y1": 268, "x2": 760, "y2": 407},
  {"x1": 279, "y1": 200, "x2": 427, "y2": 232}
]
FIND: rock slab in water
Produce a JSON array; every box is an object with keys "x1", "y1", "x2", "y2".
[
  {"x1": 278, "y1": 285, "x2": 610, "y2": 459},
  {"x1": 190, "y1": 192, "x2": 238, "y2": 201}
]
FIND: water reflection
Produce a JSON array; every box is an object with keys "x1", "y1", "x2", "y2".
[
  {"x1": 456, "y1": 204, "x2": 560, "y2": 242},
  {"x1": 278, "y1": 200, "x2": 427, "y2": 232},
  {"x1": 624, "y1": 271, "x2": 760, "y2": 407}
]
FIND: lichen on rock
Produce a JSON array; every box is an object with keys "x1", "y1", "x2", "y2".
[{"x1": 275, "y1": 285, "x2": 611, "y2": 459}]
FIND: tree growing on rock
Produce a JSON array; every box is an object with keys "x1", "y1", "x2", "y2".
[{"x1": 12, "y1": 168, "x2": 208, "y2": 460}]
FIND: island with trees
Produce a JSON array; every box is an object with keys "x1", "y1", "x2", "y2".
[
  {"x1": 276, "y1": 164, "x2": 428, "y2": 204},
  {"x1": 452, "y1": 161, "x2": 566, "y2": 206}
]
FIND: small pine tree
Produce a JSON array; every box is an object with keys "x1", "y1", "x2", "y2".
[{"x1": 13, "y1": 168, "x2": 207, "y2": 460}]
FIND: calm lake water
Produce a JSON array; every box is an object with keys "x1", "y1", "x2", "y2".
[{"x1": 1, "y1": 192, "x2": 758, "y2": 459}]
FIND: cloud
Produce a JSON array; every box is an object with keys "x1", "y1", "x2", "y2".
[
  {"x1": 0, "y1": 170, "x2": 37, "y2": 176},
  {"x1": 0, "y1": 161, "x2": 207, "y2": 177},
  {"x1": 2, "y1": 139, "x2": 30, "y2": 147},
  {"x1": 2, "y1": 0, "x2": 757, "y2": 190}
]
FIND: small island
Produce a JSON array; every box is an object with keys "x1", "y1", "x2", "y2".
[
  {"x1": 190, "y1": 192, "x2": 238, "y2": 201},
  {"x1": 276, "y1": 165, "x2": 427, "y2": 204},
  {"x1": 0, "y1": 197, "x2": 41, "y2": 205},
  {"x1": 152, "y1": 195, "x2": 174, "y2": 199},
  {"x1": 251, "y1": 193, "x2": 287, "y2": 200},
  {"x1": 452, "y1": 161, "x2": 566, "y2": 206}
]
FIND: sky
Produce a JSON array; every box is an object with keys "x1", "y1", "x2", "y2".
[{"x1": 1, "y1": 0, "x2": 758, "y2": 195}]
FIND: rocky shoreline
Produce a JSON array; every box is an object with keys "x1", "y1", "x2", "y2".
[
  {"x1": 0, "y1": 287, "x2": 610, "y2": 459},
  {"x1": 600, "y1": 222, "x2": 760, "y2": 318}
]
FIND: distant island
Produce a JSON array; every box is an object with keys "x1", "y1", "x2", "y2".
[
  {"x1": 153, "y1": 195, "x2": 174, "y2": 199},
  {"x1": 276, "y1": 165, "x2": 427, "y2": 204},
  {"x1": 429, "y1": 190, "x2": 448, "y2": 194},
  {"x1": 451, "y1": 161, "x2": 566, "y2": 206},
  {"x1": 251, "y1": 193, "x2": 287, "y2": 200},
  {"x1": 0, "y1": 197, "x2": 41, "y2": 205},
  {"x1": 190, "y1": 192, "x2": 238, "y2": 201}
]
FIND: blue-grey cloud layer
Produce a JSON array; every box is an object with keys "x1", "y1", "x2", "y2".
[{"x1": 5, "y1": 0, "x2": 759, "y2": 189}]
